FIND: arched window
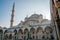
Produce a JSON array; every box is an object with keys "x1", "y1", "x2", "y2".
[
  {"x1": 24, "y1": 28, "x2": 29, "y2": 40},
  {"x1": 30, "y1": 27, "x2": 35, "y2": 34},
  {"x1": 36, "y1": 27, "x2": 43, "y2": 39},
  {"x1": 4, "y1": 30, "x2": 7, "y2": 34},
  {"x1": 37, "y1": 27, "x2": 43, "y2": 33},
  {"x1": 45, "y1": 27, "x2": 53, "y2": 33},
  {"x1": 45, "y1": 27, "x2": 53, "y2": 39},
  {"x1": 30, "y1": 28, "x2": 35, "y2": 39},
  {"x1": 4, "y1": 30, "x2": 8, "y2": 40},
  {"x1": 18, "y1": 29, "x2": 23, "y2": 40},
  {"x1": 4, "y1": 34, "x2": 8, "y2": 40},
  {"x1": 24, "y1": 28, "x2": 29, "y2": 34},
  {"x1": 14, "y1": 29, "x2": 17, "y2": 35},
  {"x1": 18, "y1": 29, "x2": 23, "y2": 34}
]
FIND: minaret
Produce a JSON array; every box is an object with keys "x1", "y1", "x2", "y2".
[{"x1": 10, "y1": 3, "x2": 15, "y2": 27}]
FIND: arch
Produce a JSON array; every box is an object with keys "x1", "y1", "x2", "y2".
[
  {"x1": 14, "y1": 29, "x2": 17, "y2": 35},
  {"x1": 4, "y1": 30, "x2": 8, "y2": 40},
  {"x1": 30, "y1": 27, "x2": 36, "y2": 39},
  {"x1": 37, "y1": 27, "x2": 43, "y2": 33},
  {"x1": 24, "y1": 28, "x2": 29, "y2": 34},
  {"x1": 0, "y1": 29, "x2": 3, "y2": 40},
  {"x1": 4, "y1": 30, "x2": 7, "y2": 34},
  {"x1": 18, "y1": 29, "x2": 23, "y2": 34},
  {"x1": 4, "y1": 34, "x2": 8, "y2": 40},
  {"x1": 45, "y1": 26, "x2": 53, "y2": 39},
  {"x1": 30, "y1": 27, "x2": 35, "y2": 33},
  {"x1": 14, "y1": 29, "x2": 17, "y2": 40},
  {"x1": 45, "y1": 26, "x2": 52, "y2": 33},
  {"x1": 24, "y1": 28, "x2": 29, "y2": 40},
  {"x1": 18, "y1": 29, "x2": 23, "y2": 40},
  {"x1": 36, "y1": 27, "x2": 43, "y2": 39}
]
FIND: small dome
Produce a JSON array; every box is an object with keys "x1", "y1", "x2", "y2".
[
  {"x1": 40, "y1": 14, "x2": 43, "y2": 16},
  {"x1": 25, "y1": 15, "x2": 28, "y2": 19}
]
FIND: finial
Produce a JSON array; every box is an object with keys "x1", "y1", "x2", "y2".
[{"x1": 12, "y1": 2, "x2": 15, "y2": 11}]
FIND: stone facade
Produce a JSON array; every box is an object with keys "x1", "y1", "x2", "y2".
[{"x1": 0, "y1": 14, "x2": 56, "y2": 40}]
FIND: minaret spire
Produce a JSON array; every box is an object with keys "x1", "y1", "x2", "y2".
[{"x1": 10, "y1": 2, "x2": 15, "y2": 27}]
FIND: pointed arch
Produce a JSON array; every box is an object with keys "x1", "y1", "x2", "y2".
[
  {"x1": 4, "y1": 34, "x2": 8, "y2": 40},
  {"x1": 4, "y1": 30, "x2": 8, "y2": 40},
  {"x1": 45, "y1": 26, "x2": 52, "y2": 33},
  {"x1": 14, "y1": 29, "x2": 17, "y2": 40},
  {"x1": 36, "y1": 27, "x2": 43, "y2": 39},
  {"x1": 30, "y1": 27, "x2": 35, "y2": 34},
  {"x1": 18, "y1": 29, "x2": 23, "y2": 40},
  {"x1": 4, "y1": 30, "x2": 7, "y2": 34},
  {"x1": 24, "y1": 28, "x2": 29, "y2": 40},
  {"x1": 24, "y1": 28, "x2": 29, "y2": 34},
  {"x1": 14, "y1": 29, "x2": 17, "y2": 35},
  {"x1": 18, "y1": 29, "x2": 23, "y2": 34},
  {"x1": 45, "y1": 26, "x2": 53, "y2": 39},
  {"x1": 30, "y1": 27, "x2": 36, "y2": 39},
  {"x1": 37, "y1": 27, "x2": 43, "y2": 33}
]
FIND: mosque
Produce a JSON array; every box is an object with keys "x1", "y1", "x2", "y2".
[{"x1": 0, "y1": 0, "x2": 59, "y2": 40}]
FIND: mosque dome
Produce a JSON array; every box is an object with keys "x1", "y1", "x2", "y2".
[{"x1": 40, "y1": 14, "x2": 43, "y2": 16}]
